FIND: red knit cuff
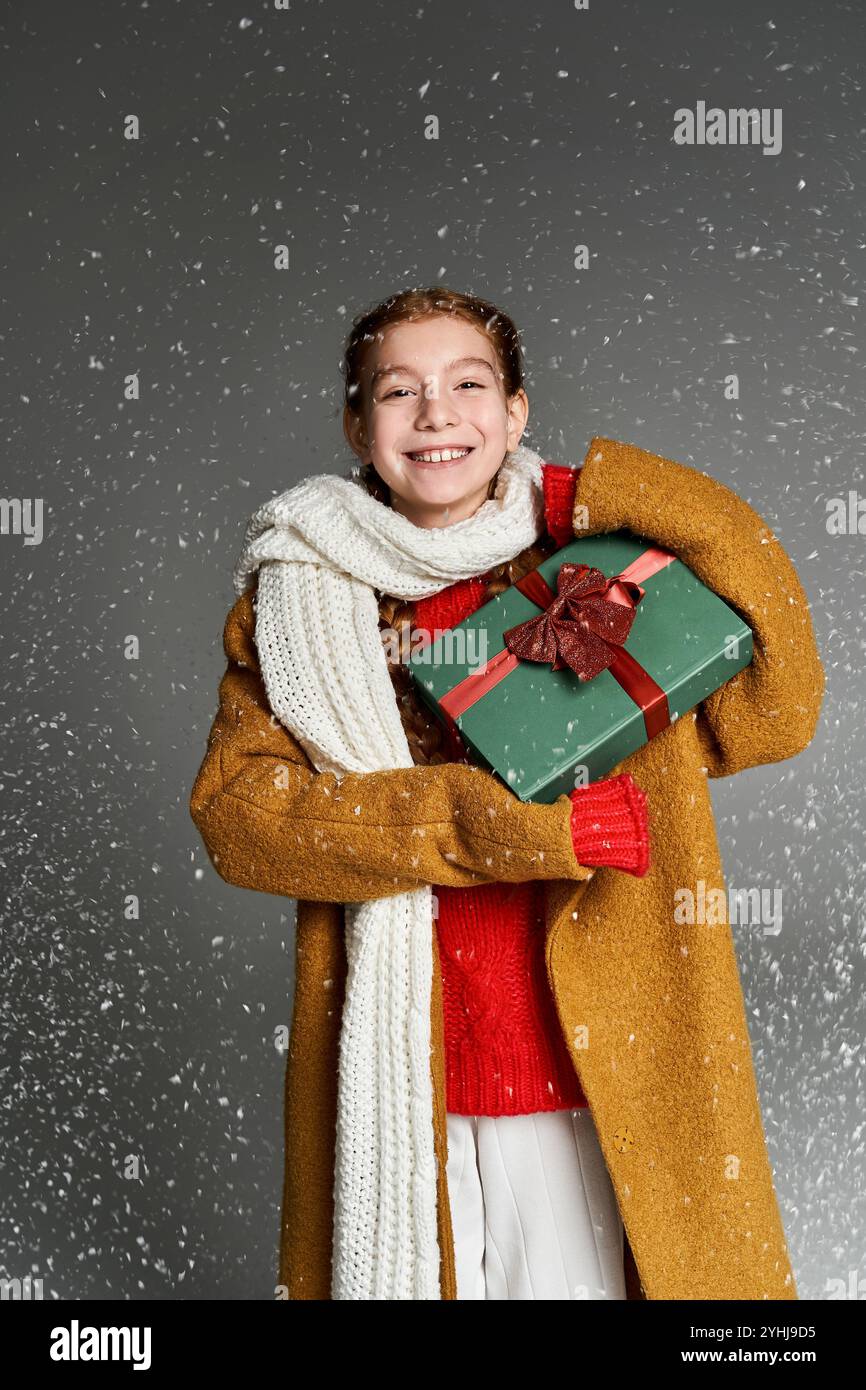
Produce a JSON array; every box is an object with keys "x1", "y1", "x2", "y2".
[
  {"x1": 542, "y1": 463, "x2": 581, "y2": 547},
  {"x1": 569, "y1": 773, "x2": 650, "y2": 877}
]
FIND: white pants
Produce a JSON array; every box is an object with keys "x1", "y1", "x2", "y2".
[{"x1": 445, "y1": 1108, "x2": 626, "y2": 1300}]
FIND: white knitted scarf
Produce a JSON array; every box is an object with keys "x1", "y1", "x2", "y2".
[{"x1": 233, "y1": 443, "x2": 547, "y2": 1299}]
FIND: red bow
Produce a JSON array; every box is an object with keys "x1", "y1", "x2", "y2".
[{"x1": 502, "y1": 562, "x2": 645, "y2": 680}]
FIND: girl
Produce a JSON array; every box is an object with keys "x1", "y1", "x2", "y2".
[{"x1": 191, "y1": 287, "x2": 824, "y2": 1301}]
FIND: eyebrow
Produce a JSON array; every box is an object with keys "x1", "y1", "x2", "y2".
[{"x1": 370, "y1": 356, "x2": 498, "y2": 387}]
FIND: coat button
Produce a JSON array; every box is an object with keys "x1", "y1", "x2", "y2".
[{"x1": 613, "y1": 1127, "x2": 636, "y2": 1154}]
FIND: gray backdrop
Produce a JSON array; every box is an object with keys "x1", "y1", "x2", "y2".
[{"x1": 1, "y1": 0, "x2": 862, "y2": 1300}]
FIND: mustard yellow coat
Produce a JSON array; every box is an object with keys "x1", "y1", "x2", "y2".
[{"x1": 190, "y1": 436, "x2": 825, "y2": 1300}]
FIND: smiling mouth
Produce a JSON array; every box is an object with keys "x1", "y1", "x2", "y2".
[{"x1": 404, "y1": 446, "x2": 475, "y2": 466}]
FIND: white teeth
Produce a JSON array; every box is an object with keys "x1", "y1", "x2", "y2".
[{"x1": 408, "y1": 447, "x2": 471, "y2": 463}]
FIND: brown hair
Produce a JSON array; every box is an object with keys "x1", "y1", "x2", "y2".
[{"x1": 341, "y1": 285, "x2": 557, "y2": 765}]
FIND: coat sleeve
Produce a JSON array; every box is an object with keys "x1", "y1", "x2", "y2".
[
  {"x1": 189, "y1": 588, "x2": 597, "y2": 903},
  {"x1": 572, "y1": 436, "x2": 826, "y2": 779}
]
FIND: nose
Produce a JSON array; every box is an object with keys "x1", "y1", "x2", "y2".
[{"x1": 413, "y1": 386, "x2": 458, "y2": 431}]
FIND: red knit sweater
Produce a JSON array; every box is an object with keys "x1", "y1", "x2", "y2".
[{"x1": 412, "y1": 462, "x2": 649, "y2": 1116}]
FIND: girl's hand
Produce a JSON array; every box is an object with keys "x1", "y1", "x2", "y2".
[{"x1": 568, "y1": 772, "x2": 650, "y2": 877}]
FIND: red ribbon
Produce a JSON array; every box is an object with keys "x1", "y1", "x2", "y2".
[
  {"x1": 502, "y1": 562, "x2": 644, "y2": 679},
  {"x1": 436, "y1": 545, "x2": 677, "y2": 760}
]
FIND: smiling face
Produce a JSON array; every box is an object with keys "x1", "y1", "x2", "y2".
[{"x1": 344, "y1": 315, "x2": 529, "y2": 528}]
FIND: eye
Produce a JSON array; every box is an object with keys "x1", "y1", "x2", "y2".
[
  {"x1": 382, "y1": 386, "x2": 414, "y2": 399},
  {"x1": 457, "y1": 379, "x2": 484, "y2": 390}
]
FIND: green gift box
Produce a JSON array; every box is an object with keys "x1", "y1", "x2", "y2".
[{"x1": 406, "y1": 530, "x2": 754, "y2": 803}]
